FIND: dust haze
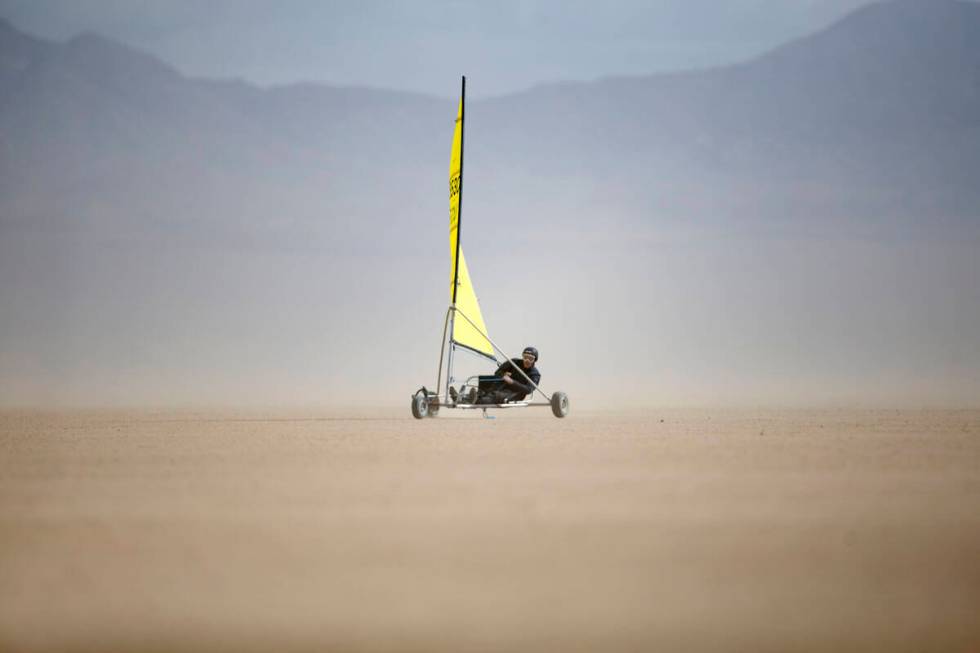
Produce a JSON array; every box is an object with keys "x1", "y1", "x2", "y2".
[{"x1": 1, "y1": 1, "x2": 979, "y2": 409}]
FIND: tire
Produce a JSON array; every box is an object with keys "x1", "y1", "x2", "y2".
[
  {"x1": 551, "y1": 391, "x2": 569, "y2": 418},
  {"x1": 411, "y1": 392, "x2": 429, "y2": 419}
]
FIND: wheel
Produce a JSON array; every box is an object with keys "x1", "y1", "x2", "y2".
[
  {"x1": 551, "y1": 391, "x2": 569, "y2": 418},
  {"x1": 411, "y1": 392, "x2": 429, "y2": 419}
]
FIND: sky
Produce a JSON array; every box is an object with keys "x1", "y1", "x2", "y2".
[{"x1": 1, "y1": 0, "x2": 872, "y2": 97}]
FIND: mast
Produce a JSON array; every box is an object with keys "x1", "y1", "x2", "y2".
[
  {"x1": 446, "y1": 75, "x2": 465, "y2": 399},
  {"x1": 452, "y1": 75, "x2": 465, "y2": 304}
]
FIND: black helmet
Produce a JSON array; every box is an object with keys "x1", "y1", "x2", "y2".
[{"x1": 522, "y1": 346, "x2": 539, "y2": 362}]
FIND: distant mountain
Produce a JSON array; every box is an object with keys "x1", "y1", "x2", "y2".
[
  {"x1": 3, "y1": 2, "x2": 980, "y2": 241},
  {"x1": 1, "y1": 2, "x2": 979, "y2": 407},
  {"x1": 0, "y1": 17, "x2": 446, "y2": 248},
  {"x1": 477, "y1": 0, "x2": 980, "y2": 220}
]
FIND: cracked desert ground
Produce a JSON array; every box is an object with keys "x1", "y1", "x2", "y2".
[{"x1": 2, "y1": 408, "x2": 978, "y2": 652}]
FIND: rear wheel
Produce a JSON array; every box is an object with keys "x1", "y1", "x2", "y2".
[
  {"x1": 411, "y1": 392, "x2": 429, "y2": 419},
  {"x1": 551, "y1": 391, "x2": 569, "y2": 418}
]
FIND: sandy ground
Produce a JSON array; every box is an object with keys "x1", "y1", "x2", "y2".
[{"x1": 1, "y1": 407, "x2": 979, "y2": 652}]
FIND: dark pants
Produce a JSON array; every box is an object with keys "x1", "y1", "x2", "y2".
[{"x1": 477, "y1": 387, "x2": 526, "y2": 404}]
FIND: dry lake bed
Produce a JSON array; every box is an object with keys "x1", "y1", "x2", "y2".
[{"x1": 2, "y1": 408, "x2": 978, "y2": 652}]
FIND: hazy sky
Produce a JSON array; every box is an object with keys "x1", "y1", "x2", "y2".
[
  {"x1": 5, "y1": 0, "x2": 977, "y2": 409},
  {"x1": 1, "y1": 0, "x2": 872, "y2": 96}
]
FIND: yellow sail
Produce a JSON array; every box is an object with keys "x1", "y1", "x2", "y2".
[{"x1": 449, "y1": 94, "x2": 495, "y2": 360}]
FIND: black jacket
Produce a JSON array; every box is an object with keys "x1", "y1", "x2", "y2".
[{"x1": 493, "y1": 358, "x2": 541, "y2": 399}]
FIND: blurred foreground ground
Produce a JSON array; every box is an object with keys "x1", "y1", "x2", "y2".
[{"x1": 1, "y1": 408, "x2": 979, "y2": 652}]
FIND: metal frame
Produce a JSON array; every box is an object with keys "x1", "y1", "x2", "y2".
[{"x1": 452, "y1": 375, "x2": 552, "y2": 410}]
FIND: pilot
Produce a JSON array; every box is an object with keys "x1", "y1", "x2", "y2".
[{"x1": 481, "y1": 346, "x2": 541, "y2": 404}]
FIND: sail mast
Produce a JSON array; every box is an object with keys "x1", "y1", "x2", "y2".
[
  {"x1": 441, "y1": 75, "x2": 494, "y2": 398},
  {"x1": 446, "y1": 76, "x2": 465, "y2": 397},
  {"x1": 451, "y1": 75, "x2": 465, "y2": 304}
]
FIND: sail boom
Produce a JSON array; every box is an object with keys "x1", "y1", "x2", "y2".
[{"x1": 451, "y1": 340, "x2": 498, "y2": 363}]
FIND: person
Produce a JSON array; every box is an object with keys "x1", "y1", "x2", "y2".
[{"x1": 477, "y1": 346, "x2": 541, "y2": 404}]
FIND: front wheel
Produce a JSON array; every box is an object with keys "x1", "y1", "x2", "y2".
[
  {"x1": 551, "y1": 391, "x2": 569, "y2": 418},
  {"x1": 411, "y1": 392, "x2": 429, "y2": 419}
]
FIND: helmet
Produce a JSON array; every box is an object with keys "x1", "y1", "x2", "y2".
[{"x1": 522, "y1": 346, "x2": 539, "y2": 362}]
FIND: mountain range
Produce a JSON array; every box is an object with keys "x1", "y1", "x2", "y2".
[{"x1": 1, "y1": 0, "x2": 978, "y2": 407}]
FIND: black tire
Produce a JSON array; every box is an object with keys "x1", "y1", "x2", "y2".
[
  {"x1": 551, "y1": 391, "x2": 569, "y2": 418},
  {"x1": 411, "y1": 392, "x2": 429, "y2": 419}
]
